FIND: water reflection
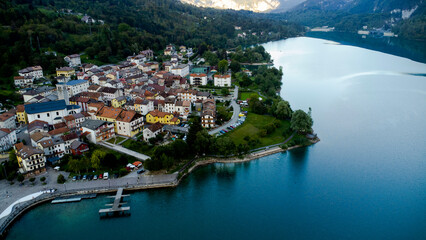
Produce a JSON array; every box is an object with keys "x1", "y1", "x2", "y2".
[{"x1": 288, "y1": 147, "x2": 309, "y2": 182}]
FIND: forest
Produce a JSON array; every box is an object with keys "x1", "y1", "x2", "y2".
[{"x1": 0, "y1": 0, "x2": 303, "y2": 89}]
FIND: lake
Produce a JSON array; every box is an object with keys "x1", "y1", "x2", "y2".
[{"x1": 6, "y1": 37, "x2": 426, "y2": 239}]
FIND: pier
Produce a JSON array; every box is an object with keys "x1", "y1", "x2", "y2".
[{"x1": 99, "y1": 188, "x2": 130, "y2": 217}]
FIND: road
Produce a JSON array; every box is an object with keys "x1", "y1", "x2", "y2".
[
  {"x1": 209, "y1": 86, "x2": 240, "y2": 135},
  {"x1": 98, "y1": 142, "x2": 150, "y2": 161}
]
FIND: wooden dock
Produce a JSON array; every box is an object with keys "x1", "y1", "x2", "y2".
[{"x1": 99, "y1": 188, "x2": 130, "y2": 217}]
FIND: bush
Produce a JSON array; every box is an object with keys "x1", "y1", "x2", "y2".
[
  {"x1": 119, "y1": 168, "x2": 129, "y2": 177},
  {"x1": 40, "y1": 176, "x2": 46, "y2": 182},
  {"x1": 17, "y1": 174, "x2": 24, "y2": 182},
  {"x1": 57, "y1": 174, "x2": 66, "y2": 184},
  {"x1": 29, "y1": 177, "x2": 35, "y2": 182}
]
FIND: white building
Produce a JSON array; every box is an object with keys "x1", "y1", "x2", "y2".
[
  {"x1": 18, "y1": 66, "x2": 43, "y2": 79},
  {"x1": 0, "y1": 129, "x2": 17, "y2": 152},
  {"x1": 100, "y1": 87, "x2": 123, "y2": 102},
  {"x1": 143, "y1": 123, "x2": 162, "y2": 141},
  {"x1": 25, "y1": 100, "x2": 81, "y2": 124},
  {"x1": 64, "y1": 54, "x2": 81, "y2": 67},
  {"x1": 14, "y1": 76, "x2": 34, "y2": 88},
  {"x1": 0, "y1": 111, "x2": 17, "y2": 130},
  {"x1": 171, "y1": 64, "x2": 189, "y2": 77},
  {"x1": 81, "y1": 119, "x2": 115, "y2": 144},
  {"x1": 190, "y1": 73, "x2": 208, "y2": 86},
  {"x1": 214, "y1": 74, "x2": 231, "y2": 87},
  {"x1": 37, "y1": 137, "x2": 66, "y2": 163},
  {"x1": 14, "y1": 142, "x2": 46, "y2": 175},
  {"x1": 116, "y1": 110, "x2": 144, "y2": 137},
  {"x1": 135, "y1": 99, "x2": 154, "y2": 116},
  {"x1": 66, "y1": 79, "x2": 89, "y2": 96}
]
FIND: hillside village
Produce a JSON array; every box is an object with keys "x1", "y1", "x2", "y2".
[{"x1": 1, "y1": 44, "x2": 237, "y2": 177}]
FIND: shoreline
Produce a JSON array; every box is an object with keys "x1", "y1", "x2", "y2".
[{"x1": 0, "y1": 139, "x2": 319, "y2": 238}]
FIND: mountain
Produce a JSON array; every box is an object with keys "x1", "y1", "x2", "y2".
[
  {"x1": 0, "y1": 0, "x2": 303, "y2": 88},
  {"x1": 283, "y1": 0, "x2": 426, "y2": 40},
  {"x1": 179, "y1": 0, "x2": 305, "y2": 12}
]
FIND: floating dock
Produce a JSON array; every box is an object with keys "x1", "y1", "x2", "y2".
[
  {"x1": 51, "y1": 193, "x2": 97, "y2": 204},
  {"x1": 99, "y1": 188, "x2": 130, "y2": 217}
]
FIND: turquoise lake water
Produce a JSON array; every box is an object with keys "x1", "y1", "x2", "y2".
[{"x1": 6, "y1": 37, "x2": 426, "y2": 239}]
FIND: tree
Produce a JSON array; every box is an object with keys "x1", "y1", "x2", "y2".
[
  {"x1": 220, "y1": 88, "x2": 230, "y2": 96},
  {"x1": 290, "y1": 109, "x2": 313, "y2": 134},
  {"x1": 229, "y1": 60, "x2": 241, "y2": 73},
  {"x1": 194, "y1": 130, "x2": 214, "y2": 155},
  {"x1": 187, "y1": 117, "x2": 203, "y2": 147},
  {"x1": 40, "y1": 176, "x2": 46, "y2": 182},
  {"x1": 68, "y1": 158, "x2": 82, "y2": 174},
  {"x1": 218, "y1": 59, "x2": 228, "y2": 74},
  {"x1": 57, "y1": 174, "x2": 66, "y2": 184},
  {"x1": 91, "y1": 150, "x2": 106, "y2": 170},
  {"x1": 275, "y1": 100, "x2": 292, "y2": 120},
  {"x1": 214, "y1": 137, "x2": 235, "y2": 157},
  {"x1": 240, "y1": 74, "x2": 252, "y2": 87},
  {"x1": 17, "y1": 174, "x2": 24, "y2": 183},
  {"x1": 29, "y1": 177, "x2": 36, "y2": 183}
]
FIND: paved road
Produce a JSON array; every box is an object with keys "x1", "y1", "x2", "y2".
[
  {"x1": 0, "y1": 167, "x2": 177, "y2": 221},
  {"x1": 209, "y1": 86, "x2": 240, "y2": 135},
  {"x1": 98, "y1": 142, "x2": 150, "y2": 161}
]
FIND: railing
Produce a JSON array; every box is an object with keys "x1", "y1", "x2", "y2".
[{"x1": 0, "y1": 177, "x2": 179, "y2": 237}]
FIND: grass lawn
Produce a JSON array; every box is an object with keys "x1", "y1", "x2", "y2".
[
  {"x1": 107, "y1": 136, "x2": 126, "y2": 144},
  {"x1": 224, "y1": 112, "x2": 291, "y2": 148},
  {"x1": 239, "y1": 91, "x2": 258, "y2": 101},
  {"x1": 121, "y1": 139, "x2": 155, "y2": 157}
]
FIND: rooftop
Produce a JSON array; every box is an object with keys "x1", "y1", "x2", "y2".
[{"x1": 25, "y1": 100, "x2": 67, "y2": 114}]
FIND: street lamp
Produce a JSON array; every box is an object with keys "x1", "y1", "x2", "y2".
[{"x1": 1, "y1": 162, "x2": 7, "y2": 179}]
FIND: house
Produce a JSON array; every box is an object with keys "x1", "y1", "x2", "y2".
[
  {"x1": 61, "y1": 132, "x2": 79, "y2": 154},
  {"x1": 70, "y1": 140, "x2": 89, "y2": 156},
  {"x1": 164, "y1": 98, "x2": 176, "y2": 113},
  {"x1": 25, "y1": 100, "x2": 81, "y2": 124},
  {"x1": 175, "y1": 101, "x2": 191, "y2": 116},
  {"x1": 64, "y1": 115, "x2": 76, "y2": 129},
  {"x1": 66, "y1": 79, "x2": 89, "y2": 96},
  {"x1": 179, "y1": 46, "x2": 187, "y2": 52},
  {"x1": 48, "y1": 127, "x2": 70, "y2": 138},
  {"x1": 214, "y1": 74, "x2": 231, "y2": 87},
  {"x1": 95, "y1": 106, "x2": 122, "y2": 131},
  {"x1": 14, "y1": 76, "x2": 34, "y2": 88},
  {"x1": 18, "y1": 66, "x2": 43, "y2": 79},
  {"x1": 201, "y1": 99, "x2": 216, "y2": 128},
  {"x1": 171, "y1": 64, "x2": 189, "y2": 77},
  {"x1": 0, "y1": 128, "x2": 17, "y2": 152},
  {"x1": 100, "y1": 87, "x2": 123, "y2": 102},
  {"x1": 243, "y1": 69, "x2": 252, "y2": 77},
  {"x1": 30, "y1": 131, "x2": 51, "y2": 147},
  {"x1": 88, "y1": 85, "x2": 102, "y2": 92},
  {"x1": 111, "y1": 96, "x2": 127, "y2": 108},
  {"x1": 134, "y1": 99, "x2": 154, "y2": 115},
  {"x1": 56, "y1": 67, "x2": 75, "y2": 78},
  {"x1": 196, "y1": 91, "x2": 211, "y2": 101},
  {"x1": 190, "y1": 73, "x2": 207, "y2": 86},
  {"x1": 64, "y1": 54, "x2": 81, "y2": 67},
  {"x1": 143, "y1": 123, "x2": 163, "y2": 141},
  {"x1": 81, "y1": 119, "x2": 115, "y2": 143},
  {"x1": 37, "y1": 138, "x2": 66, "y2": 163},
  {"x1": 177, "y1": 89, "x2": 197, "y2": 102},
  {"x1": 27, "y1": 120, "x2": 49, "y2": 135},
  {"x1": 14, "y1": 142, "x2": 46, "y2": 175},
  {"x1": 116, "y1": 110, "x2": 144, "y2": 137},
  {"x1": 146, "y1": 110, "x2": 180, "y2": 125},
  {"x1": 0, "y1": 111, "x2": 17, "y2": 129},
  {"x1": 140, "y1": 50, "x2": 154, "y2": 59}
]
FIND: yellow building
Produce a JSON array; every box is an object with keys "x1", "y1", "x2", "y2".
[
  {"x1": 56, "y1": 67, "x2": 75, "y2": 77},
  {"x1": 111, "y1": 96, "x2": 126, "y2": 108},
  {"x1": 146, "y1": 110, "x2": 180, "y2": 125},
  {"x1": 16, "y1": 105, "x2": 28, "y2": 124},
  {"x1": 95, "y1": 106, "x2": 122, "y2": 132}
]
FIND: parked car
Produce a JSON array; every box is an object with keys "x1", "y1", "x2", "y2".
[
  {"x1": 99, "y1": 174, "x2": 103, "y2": 179},
  {"x1": 72, "y1": 176, "x2": 77, "y2": 181},
  {"x1": 93, "y1": 175, "x2": 98, "y2": 180},
  {"x1": 83, "y1": 175, "x2": 87, "y2": 180},
  {"x1": 103, "y1": 172, "x2": 109, "y2": 180},
  {"x1": 137, "y1": 168, "x2": 145, "y2": 174}
]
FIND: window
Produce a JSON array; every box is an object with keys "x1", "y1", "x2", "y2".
[
  {"x1": 56, "y1": 112, "x2": 59, "y2": 116},
  {"x1": 47, "y1": 113, "x2": 50, "y2": 117},
  {"x1": 37, "y1": 114, "x2": 40, "y2": 118}
]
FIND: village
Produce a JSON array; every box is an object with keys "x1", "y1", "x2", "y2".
[{"x1": 0, "y1": 44, "x2": 246, "y2": 180}]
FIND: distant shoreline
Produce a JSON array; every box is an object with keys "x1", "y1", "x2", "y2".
[{"x1": 0, "y1": 138, "x2": 319, "y2": 238}]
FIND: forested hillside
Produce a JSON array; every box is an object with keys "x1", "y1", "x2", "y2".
[
  {"x1": 282, "y1": 0, "x2": 426, "y2": 41},
  {"x1": 0, "y1": 0, "x2": 303, "y2": 88}
]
